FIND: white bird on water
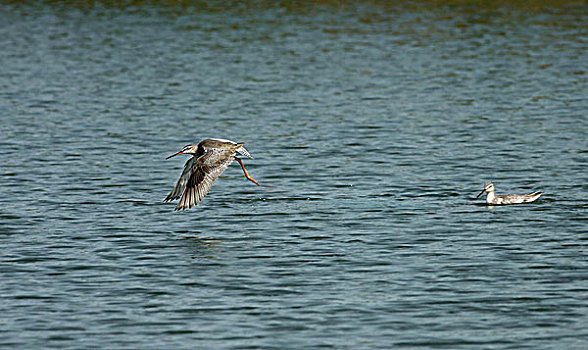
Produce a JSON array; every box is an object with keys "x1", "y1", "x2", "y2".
[
  {"x1": 164, "y1": 138, "x2": 259, "y2": 211},
  {"x1": 476, "y1": 182, "x2": 543, "y2": 205}
]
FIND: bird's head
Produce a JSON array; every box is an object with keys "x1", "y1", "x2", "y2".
[
  {"x1": 166, "y1": 144, "x2": 198, "y2": 159},
  {"x1": 476, "y1": 182, "x2": 494, "y2": 198}
]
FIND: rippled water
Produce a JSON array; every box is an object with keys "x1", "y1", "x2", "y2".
[{"x1": 1, "y1": 2, "x2": 587, "y2": 349}]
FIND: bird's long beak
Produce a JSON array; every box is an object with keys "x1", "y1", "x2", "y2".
[
  {"x1": 166, "y1": 150, "x2": 184, "y2": 159},
  {"x1": 476, "y1": 188, "x2": 487, "y2": 198}
]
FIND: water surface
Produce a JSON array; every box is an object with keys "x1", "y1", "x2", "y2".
[{"x1": 1, "y1": 2, "x2": 587, "y2": 349}]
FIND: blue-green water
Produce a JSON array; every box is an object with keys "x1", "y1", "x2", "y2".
[{"x1": 1, "y1": 2, "x2": 587, "y2": 349}]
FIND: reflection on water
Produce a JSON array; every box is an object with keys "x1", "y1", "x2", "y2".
[{"x1": 183, "y1": 235, "x2": 223, "y2": 259}]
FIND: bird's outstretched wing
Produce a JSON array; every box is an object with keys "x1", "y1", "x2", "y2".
[
  {"x1": 164, "y1": 156, "x2": 196, "y2": 203},
  {"x1": 170, "y1": 148, "x2": 236, "y2": 210}
]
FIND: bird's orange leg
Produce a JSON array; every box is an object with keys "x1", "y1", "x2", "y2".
[{"x1": 234, "y1": 157, "x2": 259, "y2": 185}]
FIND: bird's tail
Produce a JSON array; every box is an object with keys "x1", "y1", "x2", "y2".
[{"x1": 235, "y1": 144, "x2": 253, "y2": 159}]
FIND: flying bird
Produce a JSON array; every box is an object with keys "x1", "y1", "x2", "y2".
[{"x1": 164, "y1": 138, "x2": 259, "y2": 210}]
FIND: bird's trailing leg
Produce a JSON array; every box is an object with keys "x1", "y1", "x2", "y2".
[{"x1": 234, "y1": 157, "x2": 259, "y2": 185}]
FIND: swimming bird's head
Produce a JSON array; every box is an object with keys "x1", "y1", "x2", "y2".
[
  {"x1": 166, "y1": 144, "x2": 198, "y2": 159},
  {"x1": 476, "y1": 182, "x2": 494, "y2": 198}
]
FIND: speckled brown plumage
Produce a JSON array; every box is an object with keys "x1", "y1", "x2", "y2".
[{"x1": 164, "y1": 138, "x2": 257, "y2": 210}]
